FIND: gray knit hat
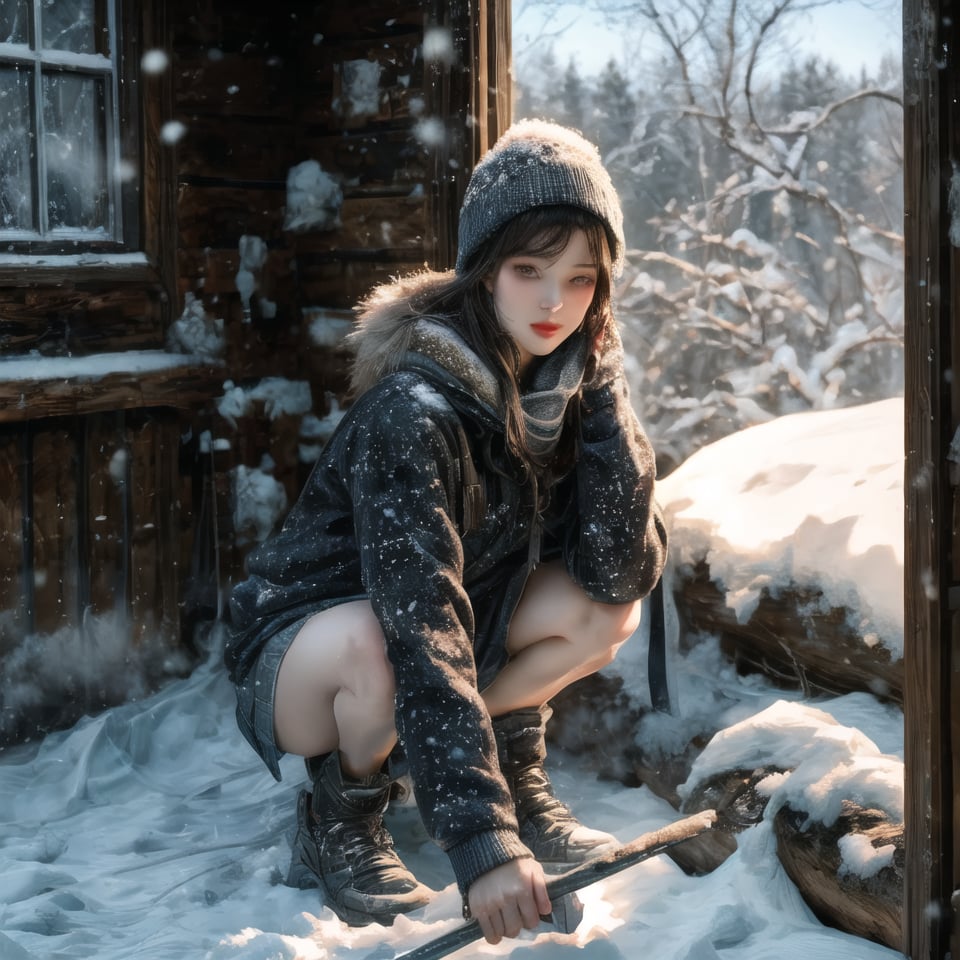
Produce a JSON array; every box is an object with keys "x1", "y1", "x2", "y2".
[{"x1": 455, "y1": 119, "x2": 625, "y2": 277}]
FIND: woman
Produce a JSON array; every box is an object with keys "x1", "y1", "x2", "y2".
[{"x1": 225, "y1": 120, "x2": 667, "y2": 945}]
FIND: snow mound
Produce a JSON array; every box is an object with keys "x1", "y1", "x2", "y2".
[{"x1": 658, "y1": 397, "x2": 903, "y2": 656}]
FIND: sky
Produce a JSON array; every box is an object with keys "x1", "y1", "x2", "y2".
[
  {"x1": 513, "y1": 0, "x2": 903, "y2": 78},
  {"x1": 0, "y1": 395, "x2": 906, "y2": 960}
]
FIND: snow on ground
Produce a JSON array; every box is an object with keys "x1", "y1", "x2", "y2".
[{"x1": 0, "y1": 399, "x2": 906, "y2": 960}]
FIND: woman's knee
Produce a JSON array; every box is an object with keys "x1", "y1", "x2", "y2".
[
  {"x1": 510, "y1": 563, "x2": 644, "y2": 664},
  {"x1": 579, "y1": 596, "x2": 644, "y2": 668},
  {"x1": 281, "y1": 601, "x2": 394, "y2": 702},
  {"x1": 344, "y1": 619, "x2": 396, "y2": 704},
  {"x1": 274, "y1": 602, "x2": 395, "y2": 757}
]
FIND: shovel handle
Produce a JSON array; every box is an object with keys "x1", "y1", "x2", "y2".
[{"x1": 396, "y1": 808, "x2": 717, "y2": 960}]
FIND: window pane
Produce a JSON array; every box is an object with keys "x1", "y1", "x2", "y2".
[
  {"x1": 41, "y1": 0, "x2": 97, "y2": 55},
  {"x1": 43, "y1": 71, "x2": 107, "y2": 231},
  {"x1": 0, "y1": 64, "x2": 35, "y2": 231},
  {"x1": 0, "y1": 0, "x2": 30, "y2": 44}
]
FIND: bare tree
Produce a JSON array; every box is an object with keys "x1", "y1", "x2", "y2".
[{"x1": 516, "y1": 0, "x2": 903, "y2": 471}]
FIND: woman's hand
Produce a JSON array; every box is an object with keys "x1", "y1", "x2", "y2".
[{"x1": 467, "y1": 858, "x2": 552, "y2": 944}]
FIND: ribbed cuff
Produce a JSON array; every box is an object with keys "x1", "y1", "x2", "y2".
[{"x1": 446, "y1": 829, "x2": 533, "y2": 895}]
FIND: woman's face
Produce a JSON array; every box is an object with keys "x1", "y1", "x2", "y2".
[{"x1": 484, "y1": 228, "x2": 597, "y2": 375}]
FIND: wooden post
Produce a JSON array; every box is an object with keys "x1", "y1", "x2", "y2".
[
  {"x1": 425, "y1": 0, "x2": 512, "y2": 269},
  {"x1": 902, "y1": 0, "x2": 959, "y2": 956}
]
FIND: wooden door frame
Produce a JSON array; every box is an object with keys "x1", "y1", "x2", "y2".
[
  {"x1": 424, "y1": 0, "x2": 512, "y2": 270},
  {"x1": 902, "y1": 0, "x2": 959, "y2": 957}
]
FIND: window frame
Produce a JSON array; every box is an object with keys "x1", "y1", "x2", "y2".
[{"x1": 0, "y1": 0, "x2": 141, "y2": 256}]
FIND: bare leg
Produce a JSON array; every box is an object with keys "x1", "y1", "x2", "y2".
[
  {"x1": 276, "y1": 602, "x2": 431, "y2": 925},
  {"x1": 273, "y1": 600, "x2": 396, "y2": 778},
  {"x1": 482, "y1": 560, "x2": 643, "y2": 717}
]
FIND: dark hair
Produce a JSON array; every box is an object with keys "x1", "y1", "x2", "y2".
[{"x1": 418, "y1": 205, "x2": 614, "y2": 480}]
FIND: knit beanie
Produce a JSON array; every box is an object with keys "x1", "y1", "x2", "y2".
[{"x1": 455, "y1": 119, "x2": 625, "y2": 278}]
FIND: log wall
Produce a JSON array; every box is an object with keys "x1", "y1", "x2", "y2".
[{"x1": 0, "y1": 0, "x2": 511, "y2": 745}]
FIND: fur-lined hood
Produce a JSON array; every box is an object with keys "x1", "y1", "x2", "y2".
[{"x1": 346, "y1": 269, "x2": 502, "y2": 414}]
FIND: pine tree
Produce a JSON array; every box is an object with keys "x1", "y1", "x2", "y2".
[{"x1": 561, "y1": 58, "x2": 588, "y2": 132}]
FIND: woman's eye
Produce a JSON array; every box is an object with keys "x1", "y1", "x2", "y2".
[
  {"x1": 513, "y1": 264, "x2": 537, "y2": 277},
  {"x1": 571, "y1": 275, "x2": 596, "y2": 286}
]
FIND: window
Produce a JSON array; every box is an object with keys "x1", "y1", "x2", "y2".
[{"x1": 0, "y1": 0, "x2": 139, "y2": 252}]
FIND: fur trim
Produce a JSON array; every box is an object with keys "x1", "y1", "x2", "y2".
[{"x1": 347, "y1": 269, "x2": 455, "y2": 397}]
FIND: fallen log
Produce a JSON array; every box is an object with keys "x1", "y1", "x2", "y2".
[
  {"x1": 774, "y1": 800, "x2": 903, "y2": 951},
  {"x1": 676, "y1": 560, "x2": 903, "y2": 704},
  {"x1": 682, "y1": 767, "x2": 903, "y2": 951}
]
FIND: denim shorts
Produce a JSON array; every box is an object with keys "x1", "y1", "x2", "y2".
[{"x1": 234, "y1": 615, "x2": 310, "y2": 781}]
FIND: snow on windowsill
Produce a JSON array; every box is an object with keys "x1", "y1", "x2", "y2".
[
  {"x1": 0, "y1": 350, "x2": 223, "y2": 383},
  {"x1": 0, "y1": 252, "x2": 151, "y2": 268}
]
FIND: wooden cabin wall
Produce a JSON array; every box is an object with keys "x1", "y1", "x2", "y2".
[
  {"x1": 0, "y1": 0, "x2": 510, "y2": 745},
  {"x1": 0, "y1": 1, "x2": 205, "y2": 744},
  {"x1": 167, "y1": 0, "x2": 509, "y2": 582},
  {"x1": 0, "y1": 411, "x2": 190, "y2": 743}
]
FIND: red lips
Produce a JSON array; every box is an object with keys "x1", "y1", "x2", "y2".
[{"x1": 530, "y1": 322, "x2": 562, "y2": 337}]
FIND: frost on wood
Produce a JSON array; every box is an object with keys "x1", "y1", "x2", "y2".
[
  {"x1": 167, "y1": 292, "x2": 225, "y2": 360},
  {"x1": 304, "y1": 308, "x2": 352, "y2": 348},
  {"x1": 231, "y1": 459, "x2": 288, "y2": 544},
  {"x1": 949, "y1": 159, "x2": 960, "y2": 248},
  {"x1": 216, "y1": 377, "x2": 313, "y2": 428},
  {"x1": 284, "y1": 160, "x2": 343, "y2": 232},
  {"x1": 298, "y1": 395, "x2": 345, "y2": 463},
  {"x1": 333, "y1": 59, "x2": 382, "y2": 118},
  {"x1": 0, "y1": 350, "x2": 215, "y2": 382},
  {"x1": 235, "y1": 234, "x2": 269, "y2": 321}
]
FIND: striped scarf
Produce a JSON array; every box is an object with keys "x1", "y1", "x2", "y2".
[{"x1": 520, "y1": 332, "x2": 588, "y2": 462}]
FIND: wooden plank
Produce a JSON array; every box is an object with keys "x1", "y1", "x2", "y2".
[
  {"x1": 128, "y1": 418, "x2": 162, "y2": 649},
  {"x1": 83, "y1": 413, "x2": 129, "y2": 618},
  {"x1": 298, "y1": 31, "x2": 427, "y2": 127},
  {"x1": 175, "y1": 53, "x2": 294, "y2": 118},
  {"x1": 176, "y1": 183, "x2": 287, "y2": 250},
  {"x1": 177, "y1": 247, "x2": 294, "y2": 303},
  {"x1": 301, "y1": 130, "x2": 429, "y2": 188},
  {"x1": 0, "y1": 283, "x2": 165, "y2": 355},
  {"x1": 309, "y1": 2, "x2": 427, "y2": 36},
  {"x1": 175, "y1": 117, "x2": 301, "y2": 181},
  {"x1": 177, "y1": 187, "x2": 426, "y2": 256},
  {"x1": 423, "y1": 0, "x2": 476, "y2": 271},
  {"x1": 29, "y1": 425, "x2": 78, "y2": 636},
  {"x1": 487, "y1": 0, "x2": 512, "y2": 134},
  {"x1": 902, "y1": 0, "x2": 956, "y2": 957},
  {"x1": 0, "y1": 429, "x2": 26, "y2": 655},
  {"x1": 141, "y1": 3, "x2": 178, "y2": 328},
  {"x1": 154, "y1": 415, "x2": 182, "y2": 646},
  {"x1": 296, "y1": 258, "x2": 428, "y2": 308},
  {"x1": 291, "y1": 195, "x2": 428, "y2": 253},
  {"x1": 0, "y1": 362, "x2": 225, "y2": 423},
  {"x1": 167, "y1": 2, "x2": 302, "y2": 52},
  {"x1": 0, "y1": 258, "x2": 163, "y2": 289}
]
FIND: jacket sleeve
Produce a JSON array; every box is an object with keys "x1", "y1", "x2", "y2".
[
  {"x1": 341, "y1": 389, "x2": 531, "y2": 893},
  {"x1": 561, "y1": 322, "x2": 668, "y2": 601}
]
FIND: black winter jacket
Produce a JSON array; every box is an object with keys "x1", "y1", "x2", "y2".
[{"x1": 226, "y1": 296, "x2": 667, "y2": 895}]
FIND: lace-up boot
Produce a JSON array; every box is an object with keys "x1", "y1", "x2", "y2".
[
  {"x1": 493, "y1": 706, "x2": 616, "y2": 865},
  {"x1": 286, "y1": 752, "x2": 431, "y2": 925}
]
